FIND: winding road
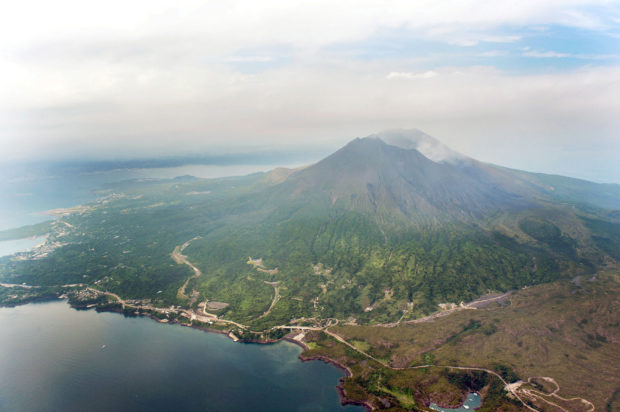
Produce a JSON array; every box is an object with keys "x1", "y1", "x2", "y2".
[
  {"x1": 255, "y1": 281, "x2": 280, "y2": 320},
  {"x1": 171, "y1": 236, "x2": 201, "y2": 300}
]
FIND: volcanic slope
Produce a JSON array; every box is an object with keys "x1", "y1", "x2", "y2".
[{"x1": 1, "y1": 130, "x2": 619, "y2": 328}]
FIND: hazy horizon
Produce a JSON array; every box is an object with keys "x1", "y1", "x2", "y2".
[
  {"x1": 1, "y1": 128, "x2": 618, "y2": 185},
  {"x1": 1, "y1": 1, "x2": 619, "y2": 183}
]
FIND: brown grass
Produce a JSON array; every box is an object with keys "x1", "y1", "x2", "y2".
[{"x1": 323, "y1": 267, "x2": 620, "y2": 410}]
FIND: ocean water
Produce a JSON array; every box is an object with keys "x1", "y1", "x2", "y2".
[
  {"x1": 0, "y1": 301, "x2": 363, "y2": 412},
  {"x1": 0, "y1": 236, "x2": 47, "y2": 257}
]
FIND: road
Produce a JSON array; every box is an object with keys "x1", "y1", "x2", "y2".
[
  {"x1": 319, "y1": 325, "x2": 598, "y2": 412},
  {"x1": 403, "y1": 291, "x2": 512, "y2": 325},
  {"x1": 171, "y1": 236, "x2": 201, "y2": 300},
  {"x1": 255, "y1": 281, "x2": 280, "y2": 320},
  {"x1": 517, "y1": 377, "x2": 595, "y2": 412}
]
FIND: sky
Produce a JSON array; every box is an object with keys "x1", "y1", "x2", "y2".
[{"x1": 1, "y1": 0, "x2": 619, "y2": 182}]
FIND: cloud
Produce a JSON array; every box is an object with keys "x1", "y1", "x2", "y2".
[
  {"x1": 0, "y1": 0, "x2": 618, "y2": 181},
  {"x1": 446, "y1": 35, "x2": 520, "y2": 47},
  {"x1": 386, "y1": 71, "x2": 438, "y2": 79},
  {"x1": 478, "y1": 50, "x2": 509, "y2": 57},
  {"x1": 448, "y1": 39, "x2": 480, "y2": 47},
  {"x1": 224, "y1": 56, "x2": 274, "y2": 63},
  {"x1": 4, "y1": 62, "x2": 618, "y2": 154},
  {"x1": 0, "y1": 0, "x2": 615, "y2": 55},
  {"x1": 523, "y1": 50, "x2": 572, "y2": 58},
  {"x1": 523, "y1": 50, "x2": 620, "y2": 59},
  {"x1": 480, "y1": 35, "x2": 522, "y2": 43}
]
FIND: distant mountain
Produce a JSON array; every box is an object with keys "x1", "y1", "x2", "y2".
[
  {"x1": 272, "y1": 134, "x2": 529, "y2": 226},
  {"x1": 266, "y1": 130, "x2": 620, "y2": 226}
]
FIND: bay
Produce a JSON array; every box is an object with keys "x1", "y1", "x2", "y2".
[
  {"x1": 0, "y1": 301, "x2": 363, "y2": 412},
  {"x1": 0, "y1": 236, "x2": 47, "y2": 257}
]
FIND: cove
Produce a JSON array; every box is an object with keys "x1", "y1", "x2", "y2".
[
  {"x1": 0, "y1": 236, "x2": 47, "y2": 258},
  {"x1": 0, "y1": 301, "x2": 364, "y2": 412}
]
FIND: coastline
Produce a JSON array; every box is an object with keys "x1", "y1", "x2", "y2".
[{"x1": 298, "y1": 353, "x2": 374, "y2": 411}]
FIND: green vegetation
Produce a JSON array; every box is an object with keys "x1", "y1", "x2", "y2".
[
  {"x1": 0, "y1": 221, "x2": 52, "y2": 241},
  {"x1": 2, "y1": 139, "x2": 618, "y2": 331},
  {"x1": 0, "y1": 285, "x2": 62, "y2": 306}
]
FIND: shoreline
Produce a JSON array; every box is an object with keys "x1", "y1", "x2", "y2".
[{"x1": 298, "y1": 353, "x2": 373, "y2": 411}]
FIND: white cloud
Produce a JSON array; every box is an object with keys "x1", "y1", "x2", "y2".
[
  {"x1": 448, "y1": 39, "x2": 481, "y2": 47},
  {"x1": 523, "y1": 50, "x2": 620, "y2": 59},
  {"x1": 523, "y1": 50, "x2": 572, "y2": 58},
  {"x1": 3, "y1": 61, "x2": 618, "y2": 155},
  {"x1": 0, "y1": 0, "x2": 618, "y2": 181},
  {"x1": 478, "y1": 50, "x2": 508, "y2": 57},
  {"x1": 386, "y1": 71, "x2": 438, "y2": 79},
  {"x1": 480, "y1": 35, "x2": 522, "y2": 43},
  {"x1": 224, "y1": 56, "x2": 274, "y2": 63},
  {"x1": 0, "y1": 0, "x2": 614, "y2": 54}
]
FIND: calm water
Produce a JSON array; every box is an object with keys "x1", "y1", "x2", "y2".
[
  {"x1": 0, "y1": 301, "x2": 362, "y2": 412},
  {"x1": 430, "y1": 392, "x2": 482, "y2": 411},
  {"x1": 0, "y1": 236, "x2": 47, "y2": 257}
]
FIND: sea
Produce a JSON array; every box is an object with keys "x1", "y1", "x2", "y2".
[
  {"x1": 0, "y1": 161, "x2": 362, "y2": 411},
  {"x1": 0, "y1": 301, "x2": 362, "y2": 411}
]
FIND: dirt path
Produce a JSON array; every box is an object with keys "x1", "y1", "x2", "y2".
[
  {"x1": 323, "y1": 325, "x2": 595, "y2": 412},
  {"x1": 170, "y1": 238, "x2": 248, "y2": 329},
  {"x1": 86, "y1": 239, "x2": 248, "y2": 330},
  {"x1": 273, "y1": 325, "x2": 323, "y2": 331},
  {"x1": 402, "y1": 291, "x2": 512, "y2": 326},
  {"x1": 172, "y1": 237, "x2": 202, "y2": 300},
  {"x1": 255, "y1": 281, "x2": 280, "y2": 320},
  {"x1": 320, "y1": 326, "x2": 552, "y2": 412},
  {"x1": 324, "y1": 328, "x2": 389, "y2": 366},
  {"x1": 518, "y1": 377, "x2": 595, "y2": 412},
  {"x1": 87, "y1": 287, "x2": 129, "y2": 309},
  {"x1": 377, "y1": 302, "x2": 413, "y2": 327},
  {"x1": 88, "y1": 286, "x2": 248, "y2": 329}
]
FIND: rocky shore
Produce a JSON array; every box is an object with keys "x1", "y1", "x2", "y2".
[{"x1": 299, "y1": 353, "x2": 373, "y2": 411}]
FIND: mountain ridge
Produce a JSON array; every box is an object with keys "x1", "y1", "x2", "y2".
[{"x1": 265, "y1": 130, "x2": 620, "y2": 216}]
